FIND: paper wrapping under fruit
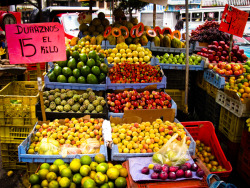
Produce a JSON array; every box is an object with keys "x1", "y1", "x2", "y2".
[
  {"x1": 60, "y1": 138, "x2": 100, "y2": 157},
  {"x1": 152, "y1": 133, "x2": 190, "y2": 166},
  {"x1": 129, "y1": 157, "x2": 202, "y2": 182},
  {"x1": 102, "y1": 120, "x2": 112, "y2": 148}
]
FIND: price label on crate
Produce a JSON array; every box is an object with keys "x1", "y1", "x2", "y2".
[
  {"x1": 219, "y1": 4, "x2": 249, "y2": 37},
  {"x1": 5, "y1": 22, "x2": 66, "y2": 64}
]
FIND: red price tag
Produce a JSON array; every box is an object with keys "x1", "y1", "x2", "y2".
[
  {"x1": 5, "y1": 22, "x2": 67, "y2": 64},
  {"x1": 219, "y1": 4, "x2": 249, "y2": 37}
]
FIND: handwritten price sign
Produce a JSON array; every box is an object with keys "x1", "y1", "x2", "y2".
[
  {"x1": 5, "y1": 23, "x2": 66, "y2": 64},
  {"x1": 219, "y1": 4, "x2": 249, "y2": 37}
]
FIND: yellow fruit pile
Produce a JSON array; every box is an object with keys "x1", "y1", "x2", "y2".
[
  {"x1": 195, "y1": 140, "x2": 227, "y2": 172},
  {"x1": 111, "y1": 119, "x2": 191, "y2": 153},
  {"x1": 28, "y1": 118, "x2": 104, "y2": 155},
  {"x1": 105, "y1": 42, "x2": 153, "y2": 65},
  {"x1": 246, "y1": 118, "x2": 250, "y2": 132},
  {"x1": 224, "y1": 74, "x2": 250, "y2": 101}
]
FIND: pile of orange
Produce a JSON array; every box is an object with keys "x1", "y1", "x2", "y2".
[{"x1": 224, "y1": 73, "x2": 250, "y2": 101}]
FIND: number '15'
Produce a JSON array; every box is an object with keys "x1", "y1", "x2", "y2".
[{"x1": 19, "y1": 38, "x2": 36, "y2": 57}]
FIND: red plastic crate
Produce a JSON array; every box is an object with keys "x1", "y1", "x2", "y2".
[
  {"x1": 181, "y1": 121, "x2": 232, "y2": 180},
  {"x1": 122, "y1": 161, "x2": 207, "y2": 188},
  {"x1": 26, "y1": 63, "x2": 46, "y2": 71},
  {"x1": 237, "y1": 147, "x2": 250, "y2": 185},
  {"x1": 241, "y1": 129, "x2": 250, "y2": 151}
]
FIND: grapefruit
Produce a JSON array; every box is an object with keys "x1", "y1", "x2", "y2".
[
  {"x1": 48, "y1": 180, "x2": 59, "y2": 188},
  {"x1": 119, "y1": 168, "x2": 128, "y2": 177},
  {"x1": 49, "y1": 164, "x2": 59, "y2": 174},
  {"x1": 38, "y1": 168, "x2": 49, "y2": 180},
  {"x1": 60, "y1": 168, "x2": 72, "y2": 178},
  {"x1": 89, "y1": 162, "x2": 98, "y2": 171},
  {"x1": 29, "y1": 174, "x2": 40, "y2": 185},
  {"x1": 107, "y1": 167, "x2": 119, "y2": 180},
  {"x1": 80, "y1": 165, "x2": 90, "y2": 177},
  {"x1": 83, "y1": 178, "x2": 96, "y2": 188},
  {"x1": 80, "y1": 155, "x2": 92, "y2": 165},
  {"x1": 59, "y1": 177, "x2": 71, "y2": 188},
  {"x1": 70, "y1": 159, "x2": 81, "y2": 173},
  {"x1": 115, "y1": 177, "x2": 127, "y2": 188},
  {"x1": 53, "y1": 159, "x2": 65, "y2": 166},
  {"x1": 46, "y1": 172, "x2": 57, "y2": 182},
  {"x1": 73, "y1": 173, "x2": 82, "y2": 184},
  {"x1": 94, "y1": 154, "x2": 106, "y2": 163},
  {"x1": 40, "y1": 163, "x2": 50, "y2": 170}
]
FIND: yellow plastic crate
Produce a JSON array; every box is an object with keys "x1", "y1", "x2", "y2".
[
  {"x1": 0, "y1": 125, "x2": 34, "y2": 143},
  {"x1": 196, "y1": 71, "x2": 207, "y2": 91},
  {"x1": 165, "y1": 89, "x2": 185, "y2": 111},
  {"x1": 26, "y1": 163, "x2": 40, "y2": 176},
  {"x1": 0, "y1": 143, "x2": 26, "y2": 169},
  {"x1": 206, "y1": 81, "x2": 218, "y2": 99},
  {"x1": 0, "y1": 81, "x2": 39, "y2": 127},
  {"x1": 219, "y1": 107, "x2": 246, "y2": 143},
  {"x1": 26, "y1": 70, "x2": 45, "y2": 81}
]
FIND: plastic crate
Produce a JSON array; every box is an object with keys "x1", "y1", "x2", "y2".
[
  {"x1": 151, "y1": 42, "x2": 193, "y2": 54},
  {"x1": 193, "y1": 86, "x2": 207, "y2": 120},
  {"x1": 18, "y1": 125, "x2": 108, "y2": 163},
  {"x1": 26, "y1": 70, "x2": 45, "y2": 81},
  {"x1": 216, "y1": 90, "x2": 250, "y2": 118},
  {"x1": 181, "y1": 121, "x2": 232, "y2": 180},
  {"x1": 26, "y1": 163, "x2": 40, "y2": 176},
  {"x1": 206, "y1": 82, "x2": 218, "y2": 99},
  {"x1": 241, "y1": 129, "x2": 250, "y2": 151},
  {"x1": 106, "y1": 75, "x2": 166, "y2": 90},
  {"x1": 193, "y1": 41, "x2": 208, "y2": 52},
  {"x1": 0, "y1": 81, "x2": 39, "y2": 126},
  {"x1": 203, "y1": 69, "x2": 225, "y2": 89},
  {"x1": 164, "y1": 69, "x2": 186, "y2": 89},
  {"x1": 44, "y1": 73, "x2": 106, "y2": 91},
  {"x1": 0, "y1": 74, "x2": 18, "y2": 90},
  {"x1": 196, "y1": 71, "x2": 207, "y2": 91},
  {"x1": 205, "y1": 94, "x2": 221, "y2": 129},
  {"x1": 0, "y1": 125, "x2": 34, "y2": 144},
  {"x1": 111, "y1": 119, "x2": 196, "y2": 161},
  {"x1": 122, "y1": 161, "x2": 208, "y2": 188},
  {"x1": 218, "y1": 107, "x2": 246, "y2": 143},
  {"x1": 26, "y1": 63, "x2": 46, "y2": 71},
  {"x1": 165, "y1": 89, "x2": 185, "y2": 111},
  {"x1": 237, "y1": 146, "x2": 250, "y2": 185},
  {"x1": 109, "y1": 98, "x2": 178, "y2": 118},
  {"x1": 155, "y1": 58, "x2": 204, "y2": 71},
  {"x1": 1, "y1": 143, "x2": 27, "y2": 169}
]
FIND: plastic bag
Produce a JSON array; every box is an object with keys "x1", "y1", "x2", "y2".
[
  {"x1": 60, "y1": 138, "x2": 100, "y2": 157},
  {"x1": 38, "y1": 138, "x2": 60, "y2": 155},
  {"x1": 152, "y1": 133, "x2": 190, "y2": 166}
]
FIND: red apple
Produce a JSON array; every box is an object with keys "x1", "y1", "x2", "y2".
[
  {"x1": 217, "y1": 51, "x2": 222, "y2": 57},
  {"x1": 219, "y1": 41, "x2": 225, "y2": 46},
  {"x1": 208, "y1": 54, "x2": 214, "y2": 61},
  {"x1": 217, "y1": 46, "x2": 223, "y2": 51},
  {"x1": 213, "y1": 41, "x2": 219, "y2": 46}
]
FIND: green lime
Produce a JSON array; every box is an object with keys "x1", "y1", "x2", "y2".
[
  {"x1": 48, "y1": 71, "x2": 56, "y2": 82},
  {"x1": 67, "y1": 58, "x2": 77, "y2": 69},
  {"x1": 61, "y1": 168, "x2": 72, "y2": 178},
  {"x1": 72, "y1": 51, "x2": 80, "y2": 60},
  {"x1": 59, "y1": 177, "x2": 71, "y2": 188},
  {"x1": 66, "y1": 49, "x2": 71, "y2": 60},
  {"x1": 73, "y1": 173, "x2": 82, "y2": 184},
  {"x1": 83, "y1": 178, "x2": 96, "y2": 188},
  {"x1": 54, "y1": 65, "x2": 62, "y2": 76},
  {"x1": 29, "y1": 174, "x2": 40, "y2": 185},
  {"x1": 87, "y1": 74, "x2": 98, "y2": 84},
  {"x1": 68, "y1": 76, "x2": 77, "y2": 83},
  {"x1": 77, "y1": 76, "x2": 86, "y2": 83},
  {"x1": 48, "y1": 180, "x2": 59, "y2": 188},
  {"x1": 73, "y1": 68, "x2": 81, "y2": 78},
  {"x1": 40, "y1": 163, "x2": 50, "y2": 170},
  {"x1": 57, "y1": 60, "x2": 67, "y2": 68},
  {"x1": 80, "y1": 155, "x2": 92, "y2": 165},
  {"x1": 99, "y1": 53, "x2": 104, "y2": 58},
  {"x1": 86, "y1": 58, "x2": 96, "y2": 68},
  {"x1": 95, "y1": 60, "x2": 101, "y2": 67},
  {"x1": 99, "y1": 58, "x2": 105, "y2": 63},
  {"x1": 115, "y1": 177, "x2": 127, "y2": 188},
  {"x1": 81, "y1": 66, "x2": 91, "y2": 76},
  {"x1": 100, "y1": 63, "x2": 108, "y2": 74},
  {"x1": 49, "y1": 164, "x2": 59, "y2": 174},
  {"x1": 57, "y1": 75, "x2": 67, "y2": 83},
  {"x1": 77, "y1": 61, "x2": 84, "y2": 69},
  {"x1": 79, "y1": 53, "x2": 88, "y2": 63},
  {"x1": 99, "y1": 73, "x2": 106, "y2": 82},
  {"x1": 53, "y1": 159, "x2": 65, "y2": 166},
  {"x1": 38, "y1": 169, "x2": 49, "y2": 180},
  {"x1": 91, "y1": 66, "x2": 100, "y2": 76},
  {"x1": 62, "y1": 67, "x2": 72, "y2": 77},
  {"x1": 88, "y1": 50, "x2": 97, "y2": 60}
]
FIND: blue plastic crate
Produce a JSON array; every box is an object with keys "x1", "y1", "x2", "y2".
[
  {"x1": 155, "y1": 58, "x2": 204, "y2": 71},
  {"x1": 111, "y1": 119, "x2": 196, "y2": 161},
  {"x1": 18, "y1": 125, "x2": 108, "y2": 163},
  {"x1": 106, "y1": 75, "x2": 167, "y2": 90},
  {"x1": 44, "y1": 73, "x2": 106, "y2": 91},
  {"x1": 203, "y1": 69, "x2": 226, "y2": 89},
  {"x1": 105, "y1": 41, "x2": 151, "y2": 50},
  {"x1": 108, "y1": 98, "x2": 178, "y2": 118},
  {"x1": 151, "y1": 42, "x2": 193, "y2": 54},
  {"x1": 106, "y1": 57, "x2": 156, "y2": 68}
]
